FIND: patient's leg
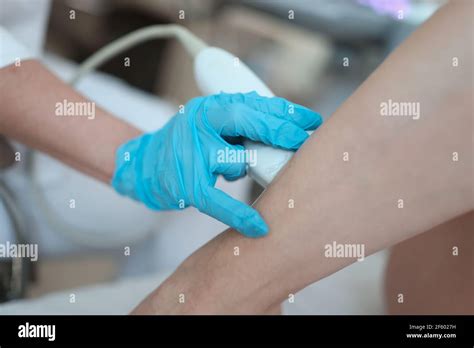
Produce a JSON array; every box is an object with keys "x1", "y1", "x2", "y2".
[{"x1": 385, "y1": 211, "x2": 474, "y2": 314}]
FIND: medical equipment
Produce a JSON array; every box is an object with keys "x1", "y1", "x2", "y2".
[
  {"x1": 111, "y1": 92, "x2": 319, "y2": 237},
  {"x1": 27, "y1": 24, "x2": 307, "y2": 245},
  {"x1": 71, "y1": 24, "x2": 299, "y2": 187},
  {"x1": 0, "y1": 179, "x2": 31, "y2": 301}
]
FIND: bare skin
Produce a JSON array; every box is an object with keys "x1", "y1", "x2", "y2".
[
  {"x1": 386, "y1": 211, "x2": 473, "y2": 314},
  {"x1": 0, "y1": 60, "x2": 141, "y2": 183},
  {"x1": 132, "y1": 0, "x2": 473, "y2": 314}
]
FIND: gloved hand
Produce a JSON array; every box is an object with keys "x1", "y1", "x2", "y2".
[{"x1": 112, "y1": 92, "x2": 322, "y2": 237}]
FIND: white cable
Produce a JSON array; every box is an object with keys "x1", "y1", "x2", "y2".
[
  {"x1": 29, "y1": 25, "x2": 208, "y2": 247},
  {"x1": 70, "y1": 24, "x2": 208, "y2": 85}
]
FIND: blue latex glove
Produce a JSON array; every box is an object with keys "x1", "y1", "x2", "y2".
[{"x1": 112, "y1": 92, "x2": 322, "y2": 237}]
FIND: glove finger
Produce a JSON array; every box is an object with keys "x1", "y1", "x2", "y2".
[
  {"x1": 198, "y1": 187, "x2": 269, "y2": 238},
  {"x1": 243, "y1": 93, "x2": 323, "y2": 131},
  {"x1": 212, "y1": 144, "x2": 248, "y2": 181},
  {"x1": 206, "y1": 92, "x2": 322, "y2": 132},
  {"x1": 221, "y1": 104, "x2": 310, "y2": 150}
]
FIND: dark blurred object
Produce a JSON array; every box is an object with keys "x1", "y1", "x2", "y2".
[
  {"x1": 115, "y1": 0, "x2": 216, "y2": 19},
  {"x1": 47, "y1": 0, "x2": 172, "y2": 92},
  {"x1": 0, "y1": 258, "x2": 30, "y2": 303},
  {"x1": 0, "y1": 181, "x2": 32, "y2": 303},
  {"x1": 0, "y1": 136, "x2": 15, "y2": 169},
  {"x1": 240, "y1": 0, "x2": 394, "y2": 41}
]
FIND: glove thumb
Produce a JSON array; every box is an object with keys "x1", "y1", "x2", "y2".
[{"x1": 198, "y1": 187, "x2": 269, "y2": 238}]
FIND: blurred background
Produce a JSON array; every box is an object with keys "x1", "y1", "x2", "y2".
[{"x1": 0, "y1": 0, "x2": 444, "y2": 313}]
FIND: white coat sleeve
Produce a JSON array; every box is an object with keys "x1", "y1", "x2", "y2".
[{"x1": 0, "y1": 26, "x2": 34, "y2": 69}]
